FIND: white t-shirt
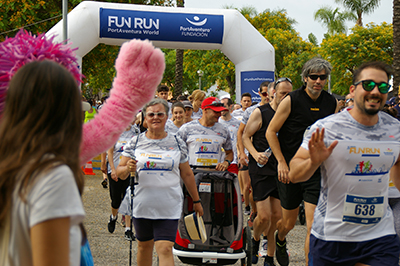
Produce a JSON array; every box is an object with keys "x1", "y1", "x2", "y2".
[
  {"x1": 8, "y1": 165, "x2": 85, "y2": 266},
  {"x1": 177, "y1": 120, "x2": 232, "y2": 166},
  {"x1": 121, "y1": 132, "x2": 188, "y2": 219},
  {"x1": 219, "y1": 116, "x2": 241, "y2": 164},
  {"x1": 231, "y1": 108, "x2": 245, "y2": 121},
  {"x1": 165, "y1": 119, "x2": 180, "y2": 135},
  {"x1": 302, "y1": 109, "x2": 400, "y2": 242},
  {"x1": 192, "y1": 108, "x2": 203, "y2": 120},
  {"x1": 108, "y1": 128, "x2": 137, "y2": 174}
]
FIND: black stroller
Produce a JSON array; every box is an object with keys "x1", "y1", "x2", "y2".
[{"x1": 173, "y1": 168, "x2": 252, "y2": 265}]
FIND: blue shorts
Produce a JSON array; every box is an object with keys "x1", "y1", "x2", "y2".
[
  {"x1": 309, "y1": 234, "x2": 400, "y2": 266},
  {"x1": 132, "y1": 218, "x2": 178, "y2": 242}
]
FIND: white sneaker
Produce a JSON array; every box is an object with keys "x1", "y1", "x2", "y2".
[{"x1": 258, "y1": 238, "x2": 268, "y2": 257}]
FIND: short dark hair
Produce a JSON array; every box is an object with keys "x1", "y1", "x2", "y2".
[
  {"x1": 352, "y1": 61, "x2": 393, "y2": 84},
  {"x1": 225, "y1": 98, "x2": 234, "y2": 106},
  {"x1": 259, "y1": 81, "x2": 270, "y2": 92},
  {"x1": 157, "y1": 84, "x2": 169, "y2": 93},
  {"x1": 177, "y1": 95, "x2": 188, "y2": 101},
  {"x1": 241, "y1": 92, "x2": 252, "y2": 99}
]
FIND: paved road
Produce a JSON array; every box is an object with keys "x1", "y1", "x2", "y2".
[{"x1": 83, "y1": 170, "x2": 307, "y2": 266}]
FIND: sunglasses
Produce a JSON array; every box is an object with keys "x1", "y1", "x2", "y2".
[
  {"x1": 260, "y1": 91, "x2": 268, "y2": 97},
  {"x1": 274, "y1": 77, "x2": 292, "y2": 90},
  {"x1": 354, "y1": 80, "x2": 391, "y2": 94},
  {"x1": 308, "y1": 74, "x2": 328, "y2": 81},
  {"x1": 146, "y1": 112, "x2": 166, "y2": 118},
  {"x1": 204, "y1": 101, "x2": 224, "y2": 108}
]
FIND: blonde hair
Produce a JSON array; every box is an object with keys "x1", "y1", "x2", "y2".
[{"x1": 188, "y1": 90, "x2": 206, "y2": 102}]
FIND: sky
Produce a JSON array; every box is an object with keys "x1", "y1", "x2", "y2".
[{"x1": 184, "y1": 0, "x2": 393, "y2": 44}]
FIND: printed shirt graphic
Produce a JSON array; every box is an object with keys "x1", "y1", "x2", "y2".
[
  {"x1": 301, "y1": 109, "x2": 400, "y2": 242},
  {"x1": 219, "y1": 116, "x2": 241, "y2": 164},
  {"x1": 231, "y1": 108, "x2": 245, "y2": 121},
  {"x1": 177, "y1": 120, "x2": 232, "y2": 166},
  {"x1": 121, "y1": 132, "x2": 188, "y2": 219}
]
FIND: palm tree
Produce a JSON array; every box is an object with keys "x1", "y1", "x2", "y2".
[
  {"x1": 314, "y1": 6, "x2": 356, "y2": 35},
  {"x1": 174, "y1": 0, "x2": 184, "y2": 97},
  {"x1": 335, "y1": 0, "x2": 381, "y2": 26},
  {"x1": 393, "y1": 0, "x2": 400, "y2": 96}
]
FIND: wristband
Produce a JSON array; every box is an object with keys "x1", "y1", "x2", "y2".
[
  {"x1": 224, "y1": 159, "x2": 231, "y2": 165},
  {"x1": 193, "y1": 199, "x2": 201, "y2": 204}
]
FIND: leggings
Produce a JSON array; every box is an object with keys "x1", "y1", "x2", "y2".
[{"x1": 108, "y1": 173, "x2": 130, "y2": 209}]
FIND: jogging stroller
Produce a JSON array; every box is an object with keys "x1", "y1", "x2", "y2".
[{"x1": 173, "y1": 168, "x2": 252, "y2": 266}]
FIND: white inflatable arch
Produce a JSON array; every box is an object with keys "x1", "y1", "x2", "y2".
[{"x1": 46, "y1": 1, "x2": 274, "y2": 101}]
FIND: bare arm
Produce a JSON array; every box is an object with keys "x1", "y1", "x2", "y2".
[
  {"x1": 390, "y1": 156, "x2": 400, "y2": 191},
  {"x1": 116, "y1": 155, "x2": 137, "y2": 180},
  {"x1": 243, "y1": 108, "x2": 268, "y2": 166},
  {"x1": 180, "y1": 161, "x2": 204, "y2": 216},
  {"x1": 107, "y1": 146, "x2": 118, "y2": 181},
  {"x1": 100, "y1": 152, "x2": 107, "y2": 174},
  {"x1": 289, "y1": 128, "x2": 338, "y2": 183},
  {"x1": 31, "y1": 217, "x2": 70, "y2": 266},
  {"x1": 266, "y1": 96, "x2": 291, "y2": 184},
  {"x1": 237, "y1": 122, "x2": 248, "y2": 167}
]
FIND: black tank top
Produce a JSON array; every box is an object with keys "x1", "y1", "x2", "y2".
[
  {"x1": 249, "y1": 103, "x2": 277, "y2": 176},
  {"x1": 278, "y1": 85, "x2": 337, "y2": 164}
]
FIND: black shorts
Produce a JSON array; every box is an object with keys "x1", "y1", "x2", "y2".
[
  {"x1": 132, "y1": 218, "x2": 179, "y2": 242},
  {"x1": 277, "y1": 170, "x2": 320, "y2": 210},
  {"x1": 108, "y1": 173, "x2": 130, "y2": 209},
  {"x1": 239, "y1": 165, "x2": 249, "y2": 171},
  {"x1": 250, "y1": 173, "x2": 279, "y2": 202}
]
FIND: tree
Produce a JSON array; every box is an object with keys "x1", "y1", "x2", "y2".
[
  {"x1": 318, "y1": 22, "x2": 392, "y2": 95},
  {"x1": 314, "y1": 6, "x2": 356, "y2": 35},
  {"x1": 393, "y1": 0, "x2": 400, "y2": 96},
  {"x1": 335, "y1": 0, "x2": 381, "y2": 26},
  {"x1": 174, "y1": 0, "x2": 185, "y2": 98}
]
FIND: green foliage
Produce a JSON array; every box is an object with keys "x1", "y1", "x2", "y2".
[
  {"x1": 314, "y1": 6, "x2": 356, "y2": 35},
  {"x1": 334, "y1": 0, "x2": 381, "y2": 26},
  {"x1": 318, "y1": 22, "x2": 392, "y2": 95}
]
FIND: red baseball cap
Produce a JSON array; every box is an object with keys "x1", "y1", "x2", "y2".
[{"x1": 201, "y1": 97, "x2": 228, "y2": 112}]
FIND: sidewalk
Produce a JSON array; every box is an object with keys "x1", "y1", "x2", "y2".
[{"x1": 82, "y1": 170, "x2": 307, "y2": 265}]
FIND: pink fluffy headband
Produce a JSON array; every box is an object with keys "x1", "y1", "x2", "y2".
[{"x1": 0, "y1": 29, "x2": 83, "y2": 113}]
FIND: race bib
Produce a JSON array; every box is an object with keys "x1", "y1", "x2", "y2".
[{"x1": 342, "y1": 194, "x2": 384, "y2": 225}]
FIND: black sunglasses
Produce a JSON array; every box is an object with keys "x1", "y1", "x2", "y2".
[
  {"x1": 354, "y1": 80, "x2": 391, "y2": 94},
  {"x1": 274, "y1": 77, "x2": 292, "y2": 90},
  {"x1": 204, "y1": 101, "x2": 224, "y2": 108},
  {"x1": 260, "y1": 91, "x2": 268, "y2": 97},
  {"x1": 308, "y1": 74, "x2": 328, "y2": 81}
]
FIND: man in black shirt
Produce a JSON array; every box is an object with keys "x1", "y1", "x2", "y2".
[
  {"x1": 266, "y1": 58, "x2": 338, "y2": 266},
  {"x1": 243, "y1": 78, "x2": 292, "y2": 266}
]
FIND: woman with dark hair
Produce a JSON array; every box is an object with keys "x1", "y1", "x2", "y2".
[
  {"x1": 117, "y1": 98, "x2": 203, "y2": 266},
  {"x1": 165, "y1": 101, "x2": 186, "y2": 134},
  {"x1": 0, "y1": 60, "x2": 85, "y2": 266}
]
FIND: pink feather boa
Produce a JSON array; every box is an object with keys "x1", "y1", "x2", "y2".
[
  {"x1": 0, "y1": 30, "x2": 165, "y2": 165},
  {"x1": 80, "y1": 39, "x2": 165, "y2": 164}
]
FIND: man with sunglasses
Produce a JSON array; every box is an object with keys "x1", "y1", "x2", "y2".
[
  {"x1": 177, "y1": 97, "x2": 233, "y2": 171},
  {"x1": 288, "y1": 61, "x2": 400, "y2": 265},
  {"x1": 266, "y1": 57, "x2": 338, "y2": 266},
  {"x1": 243, "y1": 78, "x2": 292, "y2": 266}
]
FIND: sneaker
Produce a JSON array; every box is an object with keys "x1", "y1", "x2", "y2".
[
  {"x1": 244, "y1": 205, "x2": 251, "y2": 215},
  {"x1": 275, "y1": 231, "x2": 289, "y2": 266},
  {"x1": 124, "y1": 229, "x2": 135, "y2": 241},
  {"x1": 258, "y1": 238, "x2": 268, "y2": 257},
  {"x1": 263, "y1": 257, "x2": 276, "y2": 266},
  {"x1": 247, "y1": 211, "x2": 257, "y2": 229},
  {"x1": 101, "y1": 179, "x2": 108, "y2": 189},
  {"x1": 251, "y1": 238, "x2": 260, "y2": 264},
  {"x1": 108, "y1": 215, "x2": 117, "y2": 233}
]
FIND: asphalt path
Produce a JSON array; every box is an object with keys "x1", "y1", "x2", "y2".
[{"x1": 83, "y1": 169, "x2": 307, "y2": 266}]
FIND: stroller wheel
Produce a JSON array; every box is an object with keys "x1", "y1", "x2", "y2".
[
  {"x1": 241, "y1": 226, "x2": 252, "y2": 266},
  {"x1": 298, "y1": 202, "x2": 306, "y2": 225}
]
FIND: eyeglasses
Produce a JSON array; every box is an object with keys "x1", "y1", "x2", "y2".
[
  {"x1": 274, "y1": 77, "x2": 292, "y2": 90},
  {"x1": 308, "y1": 74, "x2": 328, "y2": 81},
  {"x1": 354, "y1": 80, "x2": 391, "y2": 94},
  {"x1": 146, "y1": 112, "x2": 166, "y2": 118}
]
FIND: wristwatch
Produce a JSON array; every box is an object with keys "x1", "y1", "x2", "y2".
[{"x1": 224, "y1": 159, "x2": 231, "y2": 165}]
